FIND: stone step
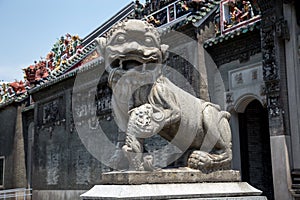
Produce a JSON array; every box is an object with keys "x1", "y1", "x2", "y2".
[
  {"x1": 292, "y1": 169, "x2": 300, "y2": 184},
  {"x1": 292, "y1": 184, "x2": 300, "y2": 189},
  {"x1": 80, "y1": 182, "x2": 265, "y2": 200}
]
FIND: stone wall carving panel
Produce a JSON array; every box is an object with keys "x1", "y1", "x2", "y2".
[
  {"x1": 258, "y1": 0, "x2": 287, "y2": 137},
  {"x1": 95, "y1": 84, "x2": 112, "y2": 117},
  {"x1": 38, "y1": 96, "x2": 66, "y2": 132},
  {"x1": 42, "y1": 100, "x2": 60, "y2": 125},
  {"x1": 257, "y1": 0, "x2": 283, "y2": 120},
  {"x1": 72, "y1": 82, "x2": 112, "y2": 130}
]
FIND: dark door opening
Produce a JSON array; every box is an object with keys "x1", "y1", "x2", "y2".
[{"x1": 238, "y1": 100, "x2": 274, "y2": 199}]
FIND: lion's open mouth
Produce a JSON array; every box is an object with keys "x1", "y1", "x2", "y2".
[
  {"x1": 111, "y1": 59, "x2": 143, "y2": 70},
  {"x1": 122, "y1": 60, "x2": 143, "y2": 70},
  {"x1": 110, "y1": 56, "x2": 159, "y2": 71}
]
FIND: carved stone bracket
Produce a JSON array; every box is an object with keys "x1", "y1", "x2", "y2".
[
  {"x1": 265, "y1": 80, "x2": 282, "y2": 118},
  {"x1": 275, "y1": 17, "x2": 290, "y2": 40},
  {"x1": 226, "y1": 92, "x2": 234, "y2": 105},
  {"x1": 268, "y1": 96, "x2": 282, "y2": 118},
  {"x1": 264, "y1": 80, "x2": 280, "y2": 95}
]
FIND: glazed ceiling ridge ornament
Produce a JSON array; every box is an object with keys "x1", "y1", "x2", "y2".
[{"x1": 95, "y1": 19, "x2": 232, "y2": 173}]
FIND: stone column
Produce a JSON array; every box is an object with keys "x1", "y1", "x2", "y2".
[
  {"x1": 12, "y1": 105, "x2": 27, "y2": 188},
  {"x1": 257, "y1": 0, "x2": 293, "y2": 199},
  {"x1": 283, "y1": 1, "x2": 300, "y2": 198},
  {"x1": 283, "y1": 0, "x2": 300, "y2": 172}
]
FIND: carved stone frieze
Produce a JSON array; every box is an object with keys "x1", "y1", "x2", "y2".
[
  {"x1": 264, "y1": 80, "x2": 280, "y2": 95},
  {"x1": 226, "y1": 92, "x2": 234, "y2": 105},
  {"x1": 262, "y1": 60, "x2": 278, "y2": 81},
  {"x1": 258, "y1": 0, "x2": 285, "y2": 122},
  {"x1": 275, "y1": 17, "x2": 290, "y2": 40},
  {"x1": 268, "y1": 96, "x2": 282, "y2": 118}
]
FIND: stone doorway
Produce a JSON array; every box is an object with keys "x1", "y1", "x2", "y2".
[{"x1": 238, "y1": 100, "x2": 274, "y2": 199}]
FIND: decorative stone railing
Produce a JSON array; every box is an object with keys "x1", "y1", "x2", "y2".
[{"x1": 143, "y1": 0, "x2": 191, "y2": 28}]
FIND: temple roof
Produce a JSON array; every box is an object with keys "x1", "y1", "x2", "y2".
[{"x1": 28, "y1": 56, "x2": 103, "y2": 95}]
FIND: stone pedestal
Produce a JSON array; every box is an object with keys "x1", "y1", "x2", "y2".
[
  {"x1": 81, "y1": 169, "x2": 267, "y2": 200},
  {"x1": 81, "y1": 182, "x2": 266, "y2": 200},
  {"x1": 100, "y1": 168, "x2": 241, "y2": 184}
]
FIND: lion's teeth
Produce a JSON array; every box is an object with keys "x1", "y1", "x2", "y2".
[{"x1": 119, "y1": 60, "x2": 123, "y2": 69}]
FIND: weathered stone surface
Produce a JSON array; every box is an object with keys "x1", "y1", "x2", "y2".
[
  {"x1": 100, "y1": 169, "x2": 240, "y2": 185},
  {"x1": 80, "y1": 182, "x2": 263, "y2": 200}
]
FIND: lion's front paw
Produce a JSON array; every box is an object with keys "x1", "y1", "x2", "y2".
[
  {"x1": 188, "y1": 150, "x2": 232, "y2": 173},
  {"x1": 188, "y1": 150, "x2": 213, "y2": 172}
]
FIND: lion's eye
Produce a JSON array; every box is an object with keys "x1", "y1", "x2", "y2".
[
  {"x1": 116, "y1": 34, "x2": 126, "y2": 43},
  {"x1": 145, "y1": 37, "x2": 154, "y2": 45}
]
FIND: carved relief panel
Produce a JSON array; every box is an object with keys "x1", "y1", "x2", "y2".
[
  {"x1": 95, "y1": 83, "x2": 112, "y2": 117},
  {"x1": 72, "y1": 80, "x2": 112, "y2": 130},
  {"x1": 37, "y1": 96, "x2": 66, "y2": 130}
]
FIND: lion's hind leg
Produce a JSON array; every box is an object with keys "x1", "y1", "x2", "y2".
[{"x1": 188, "y1": 105, "x2": 232, "y2": 172}]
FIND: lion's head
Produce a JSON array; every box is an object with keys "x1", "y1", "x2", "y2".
[{"x1": 96, "y1": 19, "x2": 168, "y2": 73}]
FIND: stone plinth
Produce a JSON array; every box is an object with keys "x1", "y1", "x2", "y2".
[
  {"x1": 81, "y1": 169, "x2": 267, "y2": 200},
  {"x1": 80, "y1": 182, "x2": 266, "y2": 200},
  {"x1": 100, "y1": 168, "x2": 241, "y2": 185}
]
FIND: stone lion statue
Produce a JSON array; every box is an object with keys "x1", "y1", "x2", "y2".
[{"x1": 96, "y1": 19, "x2": 232, "y2": 172}]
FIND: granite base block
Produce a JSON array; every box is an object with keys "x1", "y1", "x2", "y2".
[{"x1": 100, "y1": 169, "x2": 241, "y2": 185}]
